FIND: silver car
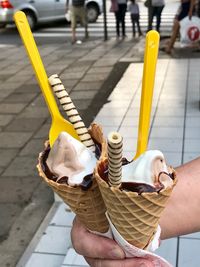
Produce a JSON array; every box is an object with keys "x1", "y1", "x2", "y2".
[{"x1": 0, "y1": 0, "x2": 103, "y2": 30}]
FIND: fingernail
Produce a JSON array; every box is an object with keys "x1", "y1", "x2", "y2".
[{"x1": 110, "y1": 247, "x2": 124, "y2": 259}]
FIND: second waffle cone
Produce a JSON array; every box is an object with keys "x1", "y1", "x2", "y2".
[{"x1": 95, "y1": 158, "x2": 177, "y2": 248}]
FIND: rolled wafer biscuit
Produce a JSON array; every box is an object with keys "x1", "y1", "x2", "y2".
[
  {"x1": 107, "y1": 132, "x2": 123, "y2": 187},
  {"x1": 48, "y1": 74, "x2": 95, "y2": 153}
]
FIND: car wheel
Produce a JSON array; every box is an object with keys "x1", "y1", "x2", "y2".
[
  {"x1": 23, "y1": 11, "x2": 36, "y2": 31},
  {"x1": 86, "y1": 4, "x2": 99, "y2": 23}
]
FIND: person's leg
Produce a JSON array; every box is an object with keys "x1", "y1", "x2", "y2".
[
  {"x1": 131, "y1": 14, "x2": 135, "y2": 37},
  {"x1": 156, "y1": 6, "x2": 164, "y2": 32},
  {"x1": 115, "y1": 11, "x2": 120, "y2": 37},
  {"x1": 79, "y1": 6, "x2": 89, "y2": 39},
  {"x1": 147, "y1": 6, "x2": 154, "y2": 31},
  {"x1": 70, "y1": 7, "x2": 77, "y2": 43},
  {"x1": 121, "y1": 4, "x2": 127, "y2": 37},
  {"x1": 165, "y1": 18, "x2": 180, "y2": 53},
  {"x1": 136, "y1": 17, "x2": 142, "y2": 36}
]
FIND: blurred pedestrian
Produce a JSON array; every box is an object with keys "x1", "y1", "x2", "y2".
[
  {"x1": 165, "y1": 0, "x2": 195, "y2": 54},
  {"x1": 147, "y1": 0, "x2": 165, "y2": 32},
  {"x1": 110, "y1": 0, "x2": 128, "y2": 38},
  {"x1": 66, "y1": 0, "x2": 89, "y2": 44},
  {"x1": 129, "y1": 0, "x2": 142, "y2": 37}
]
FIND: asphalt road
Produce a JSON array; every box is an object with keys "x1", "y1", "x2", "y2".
[{"x1": 0, "y1": 2, "x2": 179, "y2": 46}]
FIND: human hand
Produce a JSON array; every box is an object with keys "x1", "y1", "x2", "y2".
[{"x1": 71, "y1": 216, "x2": 154, "y2": 267}]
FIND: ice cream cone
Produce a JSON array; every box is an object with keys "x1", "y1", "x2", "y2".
[
  {"x1": 95, "y1": 158, "x2": 177, "y2": 248},
  {"x1": 37, "y1": 123, "x2": 109, "y2": 233}
]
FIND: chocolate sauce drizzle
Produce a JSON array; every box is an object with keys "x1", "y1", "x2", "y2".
[
  {"x1": 99, "y1": 159, "x2": 175, "y2": 194},
  {"x1": 40, "y1": 140, "x2": 102, "y2": 191}
]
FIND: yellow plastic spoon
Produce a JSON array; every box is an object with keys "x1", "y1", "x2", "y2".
[
  {"x1": 134, "y1": 30, "x2": 159, "y2": 159},
  {"x1": 14, "y1": 11, "x2": 79, "y2": 147}
]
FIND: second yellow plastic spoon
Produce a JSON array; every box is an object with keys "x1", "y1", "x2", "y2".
[
  {"x1": 134, "y1": 30, "x2": 159, "y2": 159},
  {"x1": 14, "y1": 11, "x2": 79, "y2": 147}
]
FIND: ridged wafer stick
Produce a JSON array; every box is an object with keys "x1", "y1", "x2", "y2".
[
  {"x1": 107, "y1": 132, "x2": 123, "y2": 187},
  {"x1": 48, "y1": 74, "x2": 95, "y2": 153}
]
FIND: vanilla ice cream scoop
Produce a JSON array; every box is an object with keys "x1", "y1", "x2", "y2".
[
  {"x1": 122, "y1": 150, "x2": 173, "y2": 189},
  {"x1": 46, "y1": 132, "x2": 97, "y2": 186}
]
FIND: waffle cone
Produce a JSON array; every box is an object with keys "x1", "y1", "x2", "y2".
[
  {"x1": 95, "y1": 158, "x2": 177, "y2": 248},
  {"x1": 37, "y1": 123, "x2": 109, "y2": 233}
]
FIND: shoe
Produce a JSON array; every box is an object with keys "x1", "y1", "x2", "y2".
[
  {"x1": 159, "y1": 46, "x2": 172, "y2": 55},
  {"x1": 71, "y1": 39, "x2": 76, "y2": 45},
  {"x1": 122, "y1": 35, "x2": 127, "y2": 39},
  {"x1": 76, "y1": 40, "x2": 82, "y2": 44}
]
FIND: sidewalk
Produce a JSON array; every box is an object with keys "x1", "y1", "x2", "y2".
[
  {"x1": 0, "y1": 34, "x2": 200, "y2": 267},
  {"x1": 18, "y1": 57, "x2": 200, "y2": 267},
  {"x1": 0, "y1": 36, "x2": 147, "y2": 267}
]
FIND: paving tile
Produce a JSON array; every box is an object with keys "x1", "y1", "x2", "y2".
[
  {"x1": 104, "y1": 99, "x2": 131, "y2": 109},
  {"x1": 55, "y1": 78, "x2": 79, "y2": 89},
  {"x1": 156, "y1": 238, "x2": 177, "y2": 267},
  {"x1": 63, "y1": 248, "x2": 89, "y2": 266},
  {"x1": 97, "y1": 107, "x2": 127, "y2": 117},
  {"x1": 0, "y1": 176, "x2": 39, "y2": 203},
  {"x1": 178, "y1": 238, "x2": 200, "y2": 267},
  {"x1": 19, "y1": 139, "x2": 46, "y2": 156},
  {"x1": 70, "y1": 90, "x2": 98, "y2": 100},
  {"x1": 31, "y1": 95, "x2": 46, "y2": 106},
  {"x1": 4, "y1": 93, "x2": 38, "y2": 103},
  {"x1": 0, "y1": 88, "x2": 16, "y2": 99},
  {"x1": 185, "y1": 117, "x2": 200, "y2": 127},
  {"x1": 87, "y1": 66, "x2": 113, "y2": 74},
  {"x1": 183, "y1": 153, "x2": 200, "y2": 163},
  {"x1": 0, "y1": 148, "x2": 18, "y2": 167},
  {"x1": 18, "y1": 106, "x2": 49, "y2": 118},
  {"x1": 163, "y1": 152, "x2": 182, "y2": 167},
  {"x1": 157, "y1": 100, "x2": 185, "y2": 108},
  {"x1": 2, "y1": 157, "x2": 38, "y2": 177},
  {"x1": 100, "y1": 126, "x2": 118, "y2": 136},
  {"x1": 14, "y1": 84, "x2": 39, "y2": 94},
  {"x1": 5, "y1": 118, "x2": 45, "y2": 132},
  {"x1": 184, "y1": 139, "x2": 200, "y2": 152},
  {"x1": 150, "y1": 127, "x2": 183, "y2": 139},
  {"x1": 35, "y1": 226, "x2": 71, "y2": 254},
  {"x1": 50, "y1": 203, "x2": 75, "y2": 227},
  {"x1": 119, "y1": 117, "x2": 141, "y2": 127},
  {"x1": 118, "y1": 126, "x2": 138, "y2": 138},
  {"x1": 153, "y1": 117, "x2": 184, "y2": 127},
  {"x1": 156, "y1": 107, "x2": 185, "y2": 117},
  {"x1": 95, "y1": 116, "x2": 124, "y2": 127},
  {"x1": 181, "y1": 231, "x2": 200, "y2": 239},
  {"x1": 125, "y1": 107, "x2": 141, "y2": 117},
  {"x1": 148, "y1": 138, "x2": 183, "y2": 153},
  {"x1": 25, "y1": 253, "x2": 65, "y2": 267},
  {"x1": 0, "y1": 103, "x2": 26, "y2": 114},
  {"x1": 185, "y1": 127, "x2": 200, "y2": 139},
  {"x1": 0, "y1": 203, "x2": 22, "y2": 241},
  {"x1": 73, "y1": 82, "x2": 102, "y2": 91},
  {"x1": 60, "y1": 72, "x2": 84, "y2": 80},
  {"x1": 123, "y1": 137, "x2": 138, "y2": 153},
  {"x1": 73, "y1": 99, "x2": 91, "y2": 110},
  {"x1": 34, "y1": 123, "x2": 50, "y2": 139},
  {"x1": 0, "y1": 132, "x2": 32, "y2": 148}
]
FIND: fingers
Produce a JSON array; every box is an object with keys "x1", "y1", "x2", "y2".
[
  {"x1": 71, "y1": 216, "x2": 125, "y2": 260},
  {"x1": 85, "y1": 257, "x2": 154, "y2": 267}
]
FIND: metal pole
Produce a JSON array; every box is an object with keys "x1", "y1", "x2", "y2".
[{"x1": 102, "y1": 0, "x2": 108, "y2": 41}]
